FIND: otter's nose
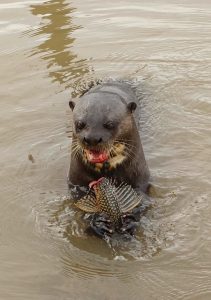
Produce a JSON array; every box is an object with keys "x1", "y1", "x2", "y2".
[{"x1": 83, "y1": 137, "x2": 102, "y2": 146}]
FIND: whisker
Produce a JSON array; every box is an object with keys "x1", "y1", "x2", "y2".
[{"x1": 71, "y1": 142, "x2": 82, "y2": 160}]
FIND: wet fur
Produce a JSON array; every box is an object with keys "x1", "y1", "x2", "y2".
[{"x1": 68, "y1": 81, "x2": 150, "y2": 193}]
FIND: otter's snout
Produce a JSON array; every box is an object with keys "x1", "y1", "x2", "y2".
[{"x1": 83, "y1": 136, "x2": 103, "y2": 147}]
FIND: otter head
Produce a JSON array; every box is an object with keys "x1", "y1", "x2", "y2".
[{"x1": 69, "y1": 92, "x2": 137, "y2": 166}]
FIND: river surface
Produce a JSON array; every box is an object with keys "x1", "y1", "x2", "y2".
[{"x1": 0, "y1": 0, "x2": 211, "y2": 299}]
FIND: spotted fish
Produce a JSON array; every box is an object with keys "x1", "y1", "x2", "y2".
[{"x1": 74, "y1": 177, "x2": 142, "y2": 225}]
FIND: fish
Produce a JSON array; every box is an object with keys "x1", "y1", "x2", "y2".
[{"x1": 74, "y1": 177, "x2": 143, "y2": 227}]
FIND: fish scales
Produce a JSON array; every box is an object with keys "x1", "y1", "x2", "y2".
[
  {"x1": 75, "y1": 177, "x2": 143, "y2": 226},
  {"x1": 96, "y1": 180, "x2": 121, "y2": 223}
]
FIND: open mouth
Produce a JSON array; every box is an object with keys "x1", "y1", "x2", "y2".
[{"x1": 84, "y1": 149, "x2": 109, "y2": 163}]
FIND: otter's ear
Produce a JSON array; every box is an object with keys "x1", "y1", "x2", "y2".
[
  {"x1": 69, "y1": 100, "x2": 75, "y2": 111},
  {"x1": 127, "y1": 102, "x2": 137, "y2": 113}
]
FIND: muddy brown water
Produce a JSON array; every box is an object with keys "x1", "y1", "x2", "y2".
[{"x1": 0, "y1": 0, "x2": 211, "y2": 299}]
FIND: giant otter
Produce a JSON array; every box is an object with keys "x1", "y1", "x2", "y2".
[{"x1": 68, "y1": 81, "x2": 150, "y2": 193}]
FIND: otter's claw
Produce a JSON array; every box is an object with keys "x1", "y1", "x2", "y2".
[
  {"x1": 120, "y1": 221, "x2": 138, "y2": 235},
  {"x1": 90, "y1": 223, "x2": 113, "y2": 236},
  {"x1": 89, "y1": 213, "x2": 113, "y2": 237}
]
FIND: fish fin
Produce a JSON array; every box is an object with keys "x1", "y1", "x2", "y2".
[
  {"x1": 115, "y1": 183, "x2": 143, "y2": 213},
  {"x1": 74, "y1": 193, "x2": 98, "y2": 213}
]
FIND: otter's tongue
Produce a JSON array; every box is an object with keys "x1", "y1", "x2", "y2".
[{"x1": 86, "y1": 150, "x2": 108, "y2": 163}]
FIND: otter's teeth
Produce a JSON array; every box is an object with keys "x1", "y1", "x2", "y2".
[{"x1": 85, "y1": 150, "x2": 109, "y2": 163}]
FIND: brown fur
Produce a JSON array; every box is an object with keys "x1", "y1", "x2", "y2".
[{"x1": 68, "y1": 82, "x2": 150, "y2": 192}]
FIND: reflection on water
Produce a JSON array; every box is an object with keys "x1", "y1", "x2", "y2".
[
  {"x1": 1, "y1": 0, "x2": 211, "y2": 299},
  {"x1": 30, "y1": 0, "x2": 89, "y2": 94}
]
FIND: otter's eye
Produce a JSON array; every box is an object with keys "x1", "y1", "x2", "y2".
[
  {"x1": 103, "y1": 121, "x2": 116, "y2": 130},
  {"x1": 75, "y1": 121, "x2": 86, "y2": 131}
]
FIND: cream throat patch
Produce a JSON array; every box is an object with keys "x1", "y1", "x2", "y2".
[{"x1": 82, "y1": 143, "x2": 127, "y2": 172}]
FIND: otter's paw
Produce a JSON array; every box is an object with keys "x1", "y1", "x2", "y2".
[
  {"x1": 89, "y1": 213, "x2": 113, "y2": 237},
  {"x1": 120, "y1": 214, "x2": 140, "y2": 235},
  {"x1": 120, "y1": 221, "x2": 139, "y2": 235}
]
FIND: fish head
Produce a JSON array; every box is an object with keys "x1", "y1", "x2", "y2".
[
  {"x1": 89, "y1": 177, "x2": 112, "y2": 205},
  {"x1": 89, "y1": 176, "x2": 111, "y2": 187},
  {"x1": 89, "y1": 177, "x2": 105, "y2": 189}
]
